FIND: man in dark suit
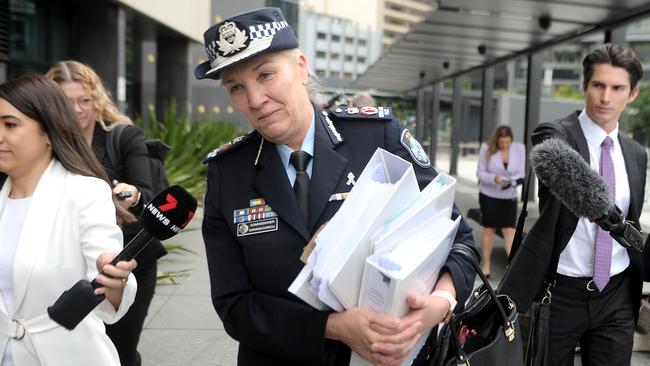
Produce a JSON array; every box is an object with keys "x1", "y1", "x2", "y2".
[
  {"x1": 501, "y1": 43, "x2": 648, "y2": 365},
  {"x1": 194, "y1": 7, "x2": 477, "y2": 366}
]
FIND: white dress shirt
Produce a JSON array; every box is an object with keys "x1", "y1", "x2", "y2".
[
  {"x1": 0, "y1": 197, "x2": 31, "y2": 366},
  {"x1": 276, "y1": 112, "x2": 316, "y2": 185},
  {"x1": 557, "y1": 110, "x2": 631, "y2": 278}
]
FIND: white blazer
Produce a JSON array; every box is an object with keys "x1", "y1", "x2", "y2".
[{"x1": 0, "y1": 160, "x2": 137, "y2": 366}]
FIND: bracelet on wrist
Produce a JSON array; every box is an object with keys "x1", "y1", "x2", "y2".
[{"x1": 431, "y1": 290, "x2": 457, "y2": 323}]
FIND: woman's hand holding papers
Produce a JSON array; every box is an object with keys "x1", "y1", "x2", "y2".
[
  {"x1": 325, "y1": 307, "x2": 422, "y2": 366},
  {"x1": 401, "y1": 273, "x2": 457, "y2": 334}
]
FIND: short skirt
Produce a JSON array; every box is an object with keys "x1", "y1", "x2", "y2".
[{"x1": 479, "y1": 192, "x2": 517, "y2": 228}]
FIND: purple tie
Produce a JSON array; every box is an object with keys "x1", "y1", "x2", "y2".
[{"x1": 593, "y1": 136, "x2": 615, "y2": 291}]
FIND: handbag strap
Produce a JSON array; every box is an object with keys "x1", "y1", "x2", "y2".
[
  {"x1": 105, "y1": 123, "x2": 128, "y2": 175},
  {"x1": 501, "y1": 164, "x2": 559, "y2": 300},
  {"x1": 509, "y1": 166, "x2": 533, "y2": 260},
  {"x1": 450, "y1": 244, "x2": 515, "y2": 341}
]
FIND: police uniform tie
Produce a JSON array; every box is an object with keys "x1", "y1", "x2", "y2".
[
  {"x1": 593, "y1": 136, "x2": 615, "y2": 291},
  {"x1": 290, "y1": 150, "x2": 311, "y2": 221}
]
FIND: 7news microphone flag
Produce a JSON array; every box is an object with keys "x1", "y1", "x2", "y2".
[{"x1": 48, "y1": 185, "x2": 197, "y2": 330}]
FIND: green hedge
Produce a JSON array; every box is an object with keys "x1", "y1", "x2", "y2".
[{"x1": 134, "y1": 104, "x2": 242, "y2": 200}]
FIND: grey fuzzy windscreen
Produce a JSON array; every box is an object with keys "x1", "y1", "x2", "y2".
[{"x1": 530, "y1": 138, "x2": 613, "y2": 220}]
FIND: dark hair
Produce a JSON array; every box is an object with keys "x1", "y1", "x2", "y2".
[
  {"x1": 582, "y1": 43, "x2": 643, "y2": 91},
  {"x1": 486, "y1": 125, "x2": 513, "y2": 161},
  {"x1": 0, "y1": 75, "x2": 135, "y2": 223}
]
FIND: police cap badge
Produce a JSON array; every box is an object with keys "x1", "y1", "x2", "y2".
[{"x1": 195, "y1": 7, "x2": 299, "y2": 80}]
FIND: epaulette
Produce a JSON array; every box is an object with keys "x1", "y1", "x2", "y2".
[
  {"x1": 328, "y1": 105, "x2": 393, "y2": 120},
  {"x1": 203, "y1": 130, "x2": 258, "y2": 163}
]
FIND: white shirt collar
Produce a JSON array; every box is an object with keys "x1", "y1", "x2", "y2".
[{"x1": 578, "y1": 110, "x2": 619, "y2": 149}]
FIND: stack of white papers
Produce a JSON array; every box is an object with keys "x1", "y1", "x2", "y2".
[
  {"x1": 290, "y1": 148, "x2": 420, "y2": 311},
  {"x1": 349, "y1": 174, "x2": 458, "y2": 366},
  {"x1": 288, "y1": 148, "x2": 459, "y2": 366}
]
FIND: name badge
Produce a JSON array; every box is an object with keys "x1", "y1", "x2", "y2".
[{"x1": 237, "y1": 218, "x2": 278, "y2": 237}]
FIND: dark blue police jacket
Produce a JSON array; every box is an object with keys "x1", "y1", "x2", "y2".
[{"x1": 201, "y1": 105, "x2": 477, "y2": 366}]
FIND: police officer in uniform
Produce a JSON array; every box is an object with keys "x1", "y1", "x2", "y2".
[{"x1": 195, "y1": 7, "x2": 477, "y2": 366}]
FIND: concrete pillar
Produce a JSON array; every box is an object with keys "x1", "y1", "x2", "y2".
[
  {"x1": 450, "y1": 78, "x2": 462, "y2": 175},
  {"x1": 524, "y1": 52, "x2": 542, "y2": 200},
  {"x1": 429, "y1": 83, "x2": 441, "y2": 167},
  {"x1": 136, "y1": 38, "x2": 157, "y2": 126},
  {"x1": 481, "y1": 67, "x2": 495, "y2": 143},
  {"x1": 605, "y1": 27, "x2": 626, "y2": 45},
  {"x1": 157, "y1": 37, "x2": 192, "y2": 118},
  {"x1": 0, "y1": 63, "x2": 6, "y2": 84},
  {"x1": 416, "y1": 88, "x2": 426, "y2": 140},
  {"x1": 76, "y1": 3, "x2": 126, "y2": 112},
  {"x1": 423, "y1": 88, "x2": 432, "y2": 143}
]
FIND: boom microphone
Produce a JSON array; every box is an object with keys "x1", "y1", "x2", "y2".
[
  {"x1": 530, "y1": 138, "x2": 644, "y2": 252},
  {"x1": 48, "y1": 185, "x2": 198, "y2": 330}
]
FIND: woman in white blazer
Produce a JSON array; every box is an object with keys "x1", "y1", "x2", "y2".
[{"x1": 0, "y1": 75, "x2": 138, "y2": 366}]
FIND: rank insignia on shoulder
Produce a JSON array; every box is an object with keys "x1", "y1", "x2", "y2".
[
  {"x1": 329, "y1": 105, "x2": 392, "y2": 120},
  {"x1": 203, "y1": 130, "x2": 257, "y2": 163},
  {"x1": 319, "y1": 111, "x2": 344, "y2": 145},
  {"x1": 400, "y1": 129, "x2": 431, "y2": 168}
]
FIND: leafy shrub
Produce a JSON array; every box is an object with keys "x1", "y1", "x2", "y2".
[{"x1": 134, "y1": 104, "x2": 242, "y2": 200}]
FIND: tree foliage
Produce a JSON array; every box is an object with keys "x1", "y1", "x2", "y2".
[{"x1": 133, "y1": 104, "x2": 241, "y2": 200}]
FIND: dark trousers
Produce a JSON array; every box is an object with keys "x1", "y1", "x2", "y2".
[
  {"x1": 549, "y1": 270, "x2": 634, "y2": 366},
  {"x1": 106, "y1": 261, "x2": 158, "y2": 366}
]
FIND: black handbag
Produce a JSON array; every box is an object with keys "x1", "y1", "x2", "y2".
[
  {"x1": 501, "y1": 167, "x2": 555, "y2": 366},
  {"x1": 429, "y1": 244, "x2": 523, "y2": 366},
  {"x1": 519, "y1": 288, "x2": 551, "y2": 366}
]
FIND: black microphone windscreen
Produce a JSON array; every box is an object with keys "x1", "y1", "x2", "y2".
[
  {"x1": 529, "y1": 138, "x2": 612, "y2": 220},
  {"x1": 139, "y1": 185, "x2": 198, "y2": 240}
]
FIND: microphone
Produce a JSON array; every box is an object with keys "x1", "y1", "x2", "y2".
[
  {"x1": 48, "y1": 185, "x2": 198, "y2": 330},
  {"x1": 530, "y1": 138, "x2": 644, "y2": 252}
]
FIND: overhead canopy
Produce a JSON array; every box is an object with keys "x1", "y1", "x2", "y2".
[{"x1": 354, "y1": 0, "x2": 650, "y2": 93}]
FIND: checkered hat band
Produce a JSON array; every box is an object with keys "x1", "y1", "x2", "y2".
[
  {"x1": 249, "y1": 21, "x2": 289, "y2": 40},
  {"x1": 207, "y1": 37, "x2": 273, "y2": 75}
]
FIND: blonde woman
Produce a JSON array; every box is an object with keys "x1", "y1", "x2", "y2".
[
  {"x1": 476, "y1": 125, "x2": 525, "y2": 276},
  {"x1": 47, "y1": 61, "x2": 163, "y2": 366}
]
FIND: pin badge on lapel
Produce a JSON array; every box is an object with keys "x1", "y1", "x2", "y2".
[
  {"x1": 328, "y1": 192, "x2": 350, "y2": 202},
  {"x1": 346, "y1": 172, "x2": 356, "y2": 186}
]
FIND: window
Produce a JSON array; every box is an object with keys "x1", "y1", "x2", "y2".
[
  {"x1": 316, "y1": 51, "x2": 326, "y2": 59},
  {"x1": 359, "y1": 39, "x2": 367, "y2": 47},
  {"x1": 317, "y1": 32, "x2": 326, "y2": 40},
  {"x1": 330, "y1": 71, "x2": 340, "y2": 78},
  {"x1": 345, "y1": 55, "x2": 353, "y2": 62},
  {"x1": 358, "y1": 56, "x2": 366, "y2": 63},
  {"x1": 332, "y1": 35, "x2": 340, "y2": 42},
  {"x1": 331, "y1": 52, "x2": 339, "y2": 60},
  {"x1": 343, "y1": 72, "x2": 353, "y2": 79},
  {"x1": 316, "y1": 69, "x2": 326, "y2": 77},
  {"x1": 345, "y1": 37, "x2": 353, "y2": 44}
]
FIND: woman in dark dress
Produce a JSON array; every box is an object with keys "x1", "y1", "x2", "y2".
[{"x1": 47, "y1": 60, "x2": 166, "y2": 366}]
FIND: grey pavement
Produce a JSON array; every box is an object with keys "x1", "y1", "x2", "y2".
[{"x1": 139, "y1": 153, "x2": 650, "y2": 365}]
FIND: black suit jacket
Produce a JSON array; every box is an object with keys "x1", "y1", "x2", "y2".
[
  {"x1": 201, "y1": 106, "x2": 477, "y2": 366},
  {"x1": 500, "y1": 111, "x2": 648, "y2": 319},
  {"x1": 91, "y1": 122, "x2": 166, "y2": 267}
]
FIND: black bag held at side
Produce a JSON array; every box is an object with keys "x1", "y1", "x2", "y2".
[
  {"x1": 430, "y1": 244, "x2": 523, "y2": 366},
  {"x1": 520, "y1": 287, "x2": 551, "y2": 366},
  {"x1": 500, "y1": 167, "x2": 553, "y2": 366}
]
